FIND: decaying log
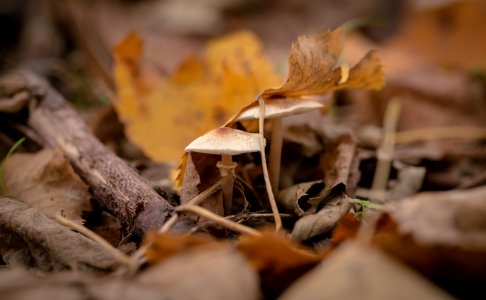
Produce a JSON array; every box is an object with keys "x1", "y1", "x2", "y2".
[{"x1": 0, "y1": 71, "x2": 192, "y2": 239}]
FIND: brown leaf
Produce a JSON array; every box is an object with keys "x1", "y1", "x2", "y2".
[
  {"x1": 277, "y1": 180, "x2": 325, "y2": 216},
  {"x1": 3, "y1": 148, "x2": 92, "y2": 223},
  {"x1": 238, "y1": 231, "x2": 322, "y2": 298},
  {"x1": 1, "y1": 247, "x2": 260, "y2": 300},
  {"x1": 261, "y1": 27, "x2": 384, "y2": 99},
  {"x1": 0, "y1": 197, "x2": 114, "y2": 271},
  {"x1": 320, "y1": 134, "x2": 359, "y2": 191},
  {"x1": 291, "y1": 188, "x2": 352, "y2": 242},
  {"x1": 373, "y1": 188, "x2": 486, "y2": 298},
  {"x1": 291, "y1": 134, "x2": 359, "y2": 241},
  {"x1": 143, "y1": 232, "x2": 214, "y2": 265},
  {"x1": 280, "y1": 242, "x2": 453, "y2": 300},
  {"x1": 383, "y1": 187, "x2": 486, "y2": 250},
  {"x1": 139, "y1": 246, "x2": 260, "y2": 300},
  {"x1": 180, "y1": 152, "x2": 224, "y2": 216}
]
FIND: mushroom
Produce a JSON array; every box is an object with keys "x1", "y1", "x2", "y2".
[
  {"x1": 185, "y1": 127, "x2": 262, "y2": 215},
  {"x1": 236, "y1": 97, "x2": 324, "y2": 193}
]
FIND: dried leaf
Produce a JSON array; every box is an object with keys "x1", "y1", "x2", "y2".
[
  {"x1": 139, "y1": 246, "x2": 260, "y2": 300},
  {"x1": 113, "y1": 31, "x2": 280, "y2": 162},
  {"x1": 180, "y1": 152, "x2": 223, "y2": 216},
  {"x1": 1, "y1": 247, "x2": 260, "y2": 300},
  {"x1": 330, "y1": 213, "x2": 360, "y2": 246},
  {"x1": 388, "y1": 161, "x2": 426, "y2": 200},
  {"x1": 278, "y1": 180, "x2": 325, "y2": 216},
  {"x1": 320, "y1": 134, "x2": 359, "y2": 191},
  {"x1": 143, "y1": 232, "x2": 214, "y2": 265},
  {"x1": 0, "y1": 91, "x2": 30, "y2": 113},
  {"x1": 3, "y1": 148, "x2": 92, "y2": 223},
  {"x1": 384, "y1": 187, "x2": 486, "y2": 250},
  {"x1": 291, "y1": 188, "x2": 352, "y2": 242},
  {"x1": 0, "y1": 197, "x2": 114, "y2": 271},
  {"x1": 373, "y1": 188, "x2": 486, "y2": 298},
  {"x1": 280, "y1": 242, "x2": 453, "y2": 300},
  {"x1": 238, "y1": 232, "x2": 322, "y2": 298},
  {"x1": 261, "y1": 27, "x2": 384, "y2": 99},
  {"x1": 291, "y1": 134, "x2": 359, "y2": 241}
]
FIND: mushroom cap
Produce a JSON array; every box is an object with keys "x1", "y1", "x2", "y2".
[
  {"x1": 236, "y1": 98, "x2": 323, "y2": 121},
  {"x1": 185, "y1": 127, "x2": 263, "y2": 155}
]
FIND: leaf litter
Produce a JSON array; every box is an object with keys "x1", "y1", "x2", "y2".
[{"x1": 1, "y1": 1, "x2": 486, "y2": 298}]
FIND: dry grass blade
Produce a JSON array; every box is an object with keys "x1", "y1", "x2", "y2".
[
  {"x1": 370, "y1": 98, "x2": 401, "y2": 203},
  {"x1": 55, "y1": 212, "x2": 135, "y2": 270},
  {"x1": 177, "y1": 205, "x2": 262, "y2": 237},
  {"x1": 159, "y1": 178, "x2": 224, "y2": 233},
  {"x1": 394, "y1": 126, "x2": 486, "y2": 144},
  {"x1": 258, "y1": 96, "x2": 283, "y2": 231}
]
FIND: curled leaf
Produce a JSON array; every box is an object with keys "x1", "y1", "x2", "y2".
[{"x1": 262, "y1": 27, "x2": 384, "y2": 99}]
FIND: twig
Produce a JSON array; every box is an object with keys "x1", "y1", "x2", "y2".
[
  {"x1": 159, "y1": 178, "x2": 224, "y2": 233},
  {"x1": 177, "y1": 205, "x2": 262, "y2": 237},
  {"x1": 55, "y1": 212, "x2": 135, "y2": 270},
  {"x1": 370, "y1": 98, "x2": 401, "y2": 203},
  {"x1": 130, "y1": 178, "x2": 225, "y2": 269},
  {"x1": 257, "y1": 96, "x2": 282, "y2": 231}
]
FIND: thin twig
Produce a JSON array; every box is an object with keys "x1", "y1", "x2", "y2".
[
  {"x1": 258, "y1": 96, "x2": 283, "y2": 231},
  {"x1": 370, "y1": 98, "x2": 401, "y2": 203},
  {"x1": 55, "y1": 212, "x2": 135, "y2": 270},
  {"x1": 159, "y1": 177, "x2": 224, "y2": 233},
  {"x1": 177, "y1": 205, "x2": 262, "y2": 236},
  {"x1": 130, "y1": 178, "x2": 225, "y2": 269}
]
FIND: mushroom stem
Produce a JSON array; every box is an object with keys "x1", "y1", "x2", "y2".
[
  {"x1": 269, "y1": 117, "x2": 283, "y2": 194},
  {"x1": 220, "y1": 154, "x2": 235, "y2": 215}
]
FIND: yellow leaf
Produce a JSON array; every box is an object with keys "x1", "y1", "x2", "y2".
[{"x1": 113, "y1": 31, "x2": 280, "y2": 162}]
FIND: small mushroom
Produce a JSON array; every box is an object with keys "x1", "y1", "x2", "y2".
[
  {"x1": 236, "y1": 98, "x2": 324, "y2": 193},
  {"x1": 185, "y1": 127, "x2": 262, "y2": 215}
]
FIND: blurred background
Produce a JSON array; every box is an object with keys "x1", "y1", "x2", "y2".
[{"x1": 1, "y1": 0, "x2": 485, "y2": 191}]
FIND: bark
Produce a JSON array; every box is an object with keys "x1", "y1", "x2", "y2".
[{"x1": 0, "y1": 71, "x2": 192, "y2": 239}]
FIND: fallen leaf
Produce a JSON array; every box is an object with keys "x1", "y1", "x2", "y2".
[
  {"x1": 291, "y1": 187, "x2": 352, "y2": 242},
  {"x1": 373, "y1": 188, "x2": 486, "y2": 298},
  {"x1": 330, "y1": 213, "x2": 360, "y2": 246},
  {"x1": 261, "y1": 27, "x2": 384, "y2": 99},
  {"x1": 238, "y1": 231, "x2": 322, "y2": 298},
  {"x1": 113, "y1": 31, "x2": 280, "y2": 162},
  {"x1": 387, "y1": 161, "x2": 426, "y2": 200},
  {"x1": 139, "y1": 246, "x2": 260, "y2": 300},
  {"x1": 1, "y1": 247, "x2": 260, "y2": 300},
  {"x1": 143, "y1": 232, "x2": 214, "y2": 265},
  {"x1": 0, "y1": 197, "x2": 114, "y2": 272},
  {"x1": 180, "y1": 152, "x2": 224, "y2": 216},
  {"x1": 280, "y1": 242, "x2": 453, "y2": 300},
  {"x1": 278, "y1": 180, "x2": 325, "y2": 216},
  {"x1": 3, "y1": 148, "x2": 92, "y2": 223},
  {"x1": 383, "y1": 187, "x2": 486, "y2": 250},
  {"x1": 291, "y1": 134, "x2": 359, "y2": 241}
]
